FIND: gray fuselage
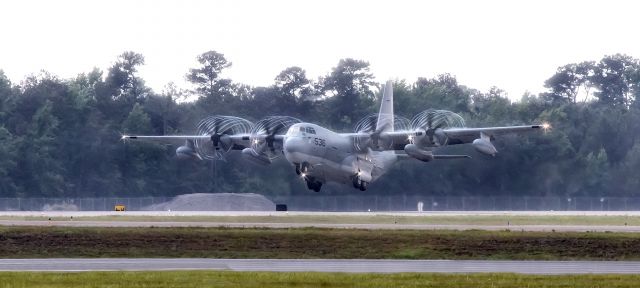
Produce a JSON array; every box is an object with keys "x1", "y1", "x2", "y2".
[{"x1": 283, "y1": 123, "x2": 397, "y2": 185}]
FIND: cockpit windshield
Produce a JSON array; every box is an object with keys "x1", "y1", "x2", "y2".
[{"x1": 286, "y1": 125, "x2": 316, "y2": 137}]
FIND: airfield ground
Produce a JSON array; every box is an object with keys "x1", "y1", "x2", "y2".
[
  {"x1": 2, "y1": 211, "x2": 640, "y2": 227},
  {"x1": 3, "y1": 212, "x2": 640, "y2": 287},
  {"x1": 1, "y1": 271, "x2": 639, "y2": 288}
]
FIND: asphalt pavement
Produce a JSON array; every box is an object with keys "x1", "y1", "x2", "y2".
[{"x1": 1, "y1": 258, "x2": 639, "y2": 274}]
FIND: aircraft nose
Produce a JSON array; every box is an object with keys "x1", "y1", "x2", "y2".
[{"x1": 284, "y1": 137, "x2": 302, "y2": 154}]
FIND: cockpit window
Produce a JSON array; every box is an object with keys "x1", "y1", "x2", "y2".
[{"x1": 288, "y1": 126, "x2": 316, "y2": 136}]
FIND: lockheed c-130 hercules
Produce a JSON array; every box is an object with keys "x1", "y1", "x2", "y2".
[{"x1": 122, "y1": 81, "x2": 549, "y2": 192}]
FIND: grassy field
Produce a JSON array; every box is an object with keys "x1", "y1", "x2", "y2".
[
  {"x1": 2, "y1": 226, "x2": 640, "y2": 260},
  {"x1": 2, "y1": 214, "x2": 640, "y2": 226},
  {"x1": 0, "y1": 271, "x2": 639, "y2": 288}
]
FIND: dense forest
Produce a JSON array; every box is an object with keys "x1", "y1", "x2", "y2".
[{"x1": 0, "y1": 51, "x2": 639, "y2": 198}]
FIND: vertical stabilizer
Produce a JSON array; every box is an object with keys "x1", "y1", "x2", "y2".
[{"x1": 376, "y1": 80, "x2": 394, "y2": 132}]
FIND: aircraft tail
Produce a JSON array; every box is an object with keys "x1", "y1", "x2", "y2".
[{"x1": 376, "y1": 80, "x2": 394, "y2": 132}]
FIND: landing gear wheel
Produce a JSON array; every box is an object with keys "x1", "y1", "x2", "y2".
[
  {"x1": 301, "y1": 162, "x2": 310, "y2": 173},
  {"x1": 305, "y1": 177, "x2": 322, "y2": 192},
  {"x1": 295, "y1": 163, "x2": 301, "y2": 175},
  {"x1": 359, "y1": 181, "x2": 367, "y2": 191},
  {"x1": 312, "y1": 182, "x2": 322, "y2": 192},
  {"x1": 352, "y1": 177, "x2": 360, "y2": 189}
]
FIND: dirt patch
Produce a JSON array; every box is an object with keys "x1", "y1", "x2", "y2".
[{"x1": 1, "y1": 227, "x2": 640, "y2": 260}]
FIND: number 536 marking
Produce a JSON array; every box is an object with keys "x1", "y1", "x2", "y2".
[{"x1": 313, "y1": 138, "x2": 326, "y2": 147}]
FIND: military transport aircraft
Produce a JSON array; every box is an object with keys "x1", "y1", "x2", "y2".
[{"x1": 122, "y1": 81, "x2": 548, "y2": 192}]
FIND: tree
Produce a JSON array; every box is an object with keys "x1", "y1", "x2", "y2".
[
  {"x1": 544, "y1": 61, "x2": 594, "y2": 104},
  {"x1": 122, "y1": 103, "x2": 152, "y2": 134},
  {"x1": 0, "y1": 127, "x2": 17, "y2": 195},
  {"x1": 275, "y1": 67, "x2": 313, "y2": 99},
  {"x1": 120, "y1": 103, "x2": 166, "y2": 196},
  {"x1": 591, "y1": 54, "x2": 639, "y2": 107},
  {"x1": 187, "y1": 50, "x2": 232, "y2": 100},
  {"x1": 105, "y1": 51, "x2": 148, "y2": 103},
  {"x1": 17, "y1": 101, "x2": 65, "y2": 197},
  {"x1": 414, "y1": 73, "x2": 471, "y2": 113},
  {"x1": 583, "y1": 148, "x2": 610, "y2": 194},
  {"x1": 0, "y1": 70, "x2": 14, "y2": 121},
  {"x1": 322, "y1": 59, "x2": 376, "y2": 130},
  {"x1": 269, "y1": 67, "x2": 314, "y2": 117},
  {"x1": 143, "y1": 82, "x2": 185, "y2": 135}
]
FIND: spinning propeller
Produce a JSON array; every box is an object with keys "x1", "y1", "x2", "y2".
[
  {"x1": 411, "y1": 109, "x2": 465, "y2": 147},
  {"x1": 250, "y1": 116, "x2": 301, "y2": 159}
]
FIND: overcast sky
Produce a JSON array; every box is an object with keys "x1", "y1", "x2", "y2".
[{"x1": 1, "y1": 0, "x2": 638, "y2": 99}]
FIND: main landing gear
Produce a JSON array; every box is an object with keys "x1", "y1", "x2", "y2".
[
  {"x1": 352, "y1": 175, "x2": 368, "y2": 191},
  {"x1": 306, "y1": 178, "x2": 322, "y2": 192}
]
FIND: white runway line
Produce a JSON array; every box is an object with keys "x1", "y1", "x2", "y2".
[{"x1": 1, "y1": 259, "x2": 640, "y2": 274}]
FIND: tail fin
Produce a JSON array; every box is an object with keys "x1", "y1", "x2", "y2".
[{"x1": 376, "y1": 80, "x2": 394, "y2": 132}]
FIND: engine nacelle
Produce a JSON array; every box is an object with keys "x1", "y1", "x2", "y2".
[
  {"x1": 472, "y1": 137, "x2": 497, "y2": 156},
  {"x1": 404, "y1": 144, "x2": 434, "y2": 162},
  {"x1": 241, "y1": 148, "x2": 272, "y2": 165},
  {"x1": 176, "y1": 140, "x2": 200, "y2": 160}
]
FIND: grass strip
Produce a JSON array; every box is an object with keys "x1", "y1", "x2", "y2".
[
  {"x1": 2, "y1": 226, "x2": 640, "y2": 260},
  {"x1": 1, "y1": 271, "x2": 640, "y2": 288}
]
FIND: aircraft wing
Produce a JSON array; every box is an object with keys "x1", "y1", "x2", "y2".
[
  {"x1": 121, "y1": 135, "x2": 211, "y2": 141},
  {"x1": 441, "y1": 125, "x2": 545, "y2": 144},
  {"x1": 121, "y1": 134, "x2": 253, "y2": 149},
  {"x1": 345, "y1": 124, "x2": 546, "y2": 151}
]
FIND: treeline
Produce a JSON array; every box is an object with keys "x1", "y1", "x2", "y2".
[{"x1": 0, "y1": 51, "x2": 639, "y2": 198}]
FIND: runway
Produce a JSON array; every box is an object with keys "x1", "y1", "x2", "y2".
[
  {"x1": 1, "y1": 259, "x2": 639, "y2": 274},
  {"x1": 3, "y1": 210, "x2": 640, "y2": 217},
  {"x1": 2, "y1": 219, "x2": 640, "y2": 232}
]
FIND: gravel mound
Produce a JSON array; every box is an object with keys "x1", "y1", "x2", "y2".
[
  {"x1": 144, "y1": 193, "x2": 275, "y2": 211},
  {"x1": 42, "y1": 203, "x2": 79, "y2": 211}
]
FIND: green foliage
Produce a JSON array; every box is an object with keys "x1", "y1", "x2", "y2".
[
  {"x1": 2, "y1": 271, "x2": 640, "y2": 288},
  {"x1": 1, "y1": 52, "x2": 640, "y2": 198},
  {"x1": 0, "y1": 126, "x2": 17, "y2": 195},
  {"x1": 123, "y1": 103, "x2": 152, "y2": 134},
  {"x1": 322, "y1": 58, "x2": 376, "y2": 130},
  {"x1": 187, "y1": 50, "x2": 232, "y2": 101}
]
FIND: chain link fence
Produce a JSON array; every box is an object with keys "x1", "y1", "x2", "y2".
[{"x1": 0, "y1": 196, "x2": 639, "y2": 211}]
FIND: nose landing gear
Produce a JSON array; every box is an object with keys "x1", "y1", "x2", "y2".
[
  {"x1": 297, "y1": 162, "x2": 321, "y2": 192},
  {"x1": 295, "y1": 162, "x2": 310, "y2": 176}
]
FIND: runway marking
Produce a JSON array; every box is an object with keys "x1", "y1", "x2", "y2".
[{"x1": 1, "y1": 259, "x2": 640, "y2": 274}]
